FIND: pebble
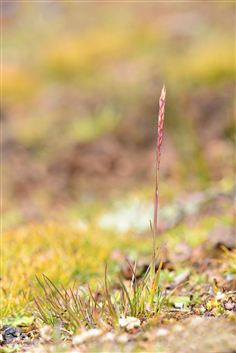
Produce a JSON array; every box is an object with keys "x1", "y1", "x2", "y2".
[
  {"x1": 2, "y1": 325, "x2": 26, "y2": 341},
  {"x1": 117, "y1": 334, "x2": 129, "y2": 344},
  {"x1": 173, "y1": 324, "x2": 184, "y2": 332},
  {"x1": 72, "y1": 329, "x2": 102, "y2": 345},
  {"x1": 156, "y1": 328, "x2": 169, "y2": 336},
  {"x1": 101, "y1": 332, "x2": 115, "y2": 342},
  {"x1": 119, "y1": 316, "x2": 141, "y2": 331}
]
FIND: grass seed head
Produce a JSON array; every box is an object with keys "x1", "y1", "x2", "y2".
[{"x1": 157, "y1": 85, "x2": 166, "y2": 170}]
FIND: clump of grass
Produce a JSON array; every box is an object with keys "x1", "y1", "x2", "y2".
[{"x1": 29, "y1": 86, "x2": 167, "y2": 332}]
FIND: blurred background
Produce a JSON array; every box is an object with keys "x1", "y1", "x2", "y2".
[{"x1": 2, "y1": 1, "x2": 234, "y2": 230}]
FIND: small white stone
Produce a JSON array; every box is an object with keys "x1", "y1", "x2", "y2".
[
  {"x1": 39, "y1": 325, "x2": 52, "y2": 342},
  {"x1": 117, "y1": 334, "x2": 129, "y2": 344},
  {"x1": 105, "y1": 332, "x2": 115, "y2": 341},
  {"x1": 156, "y1": 328, "x2": 169, "y2": 336},
  {"x1": 72, "y1": 335, "x2": 84, "y2": 345},
  {"x1": 173, "y1": 324, "x2": 183, "y2": 332},
  {"x1": 119, "y1": 316, "x2": 141, "y2": 330},
  {"x1": 216, "y1": 292, "x2": 225, "y2": 300},
  {"x1": 72, "y1": 329, "x2": 102, "y2": 345},
  {"x1": 119, "y1": 318, "x2": 128, "y2": 328},
  {"x1": 101, "y1": 332, "x2": 115, "y2": 342}
]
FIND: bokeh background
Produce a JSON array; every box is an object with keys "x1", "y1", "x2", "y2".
[{"x1": 2, "y1": 1, "x2": 235, "y2": 230}]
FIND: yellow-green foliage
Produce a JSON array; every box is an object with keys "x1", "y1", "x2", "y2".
[
  {"x1": 4, "y1": 18, "x2": 234, "y2": 106},
  {"x1": 161, "y1": 33, "x2": 234, "y2": 87},
  {"x1": 1, "y1": 222, "x2": 150, "y2": 317},
  {"x1": 40, "y1": 25, "x2": 158, "y2": 80},
  {"x1": 2, "y1": 66, "x2": 38, "y2": 104},
  {"x1": 2, "y1": 201, "x2": 233, "y2": 319},
  {"x1": 65, "y1": 106, "x2": 121, "y2": 143},
  {"x1": 3, "y1": 11, "x2": 234, "y2": 168},
  {"x1": 182, "y1": 34, "x2": 234, "y2": 85},
  {"x1": 165, "y1": 214, "x2": 233, "y2": 249}
]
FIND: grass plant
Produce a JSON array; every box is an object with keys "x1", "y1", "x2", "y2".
[
  {"x1": 27, "y1": 86, "x2": 167, "y2": 333},
  {"x1": 151, "y1": 85, "x2": 166, "y2": 284}
]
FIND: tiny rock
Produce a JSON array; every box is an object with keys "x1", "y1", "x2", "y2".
[
  {"x1": 72, "y1": 329, "x2": 102, "y2": 345},
  {"x1": 117, "y1": 334, "x2": 129, "y2": 344},
  {"x1": 119, "y1": 316, "x2": 141, "y2": 332},
  {"x1": 156, "y1": 328, "x2": 169, "y2": 336},
  {"x1": 2, "y1": 325, "x2": 26, "y2": 342},
  {"x1": 101, "y1": 332, "x2": 115, "y2": 342},
  {"x1": 216, "y1": 291, "x2": 226, "y2": 300},
  {"x1": 39, "y1": 325, "x2": 52, "y2": 342},
  {"x1": 173, "y1": 324, "x2": 184, "y2": 332}
]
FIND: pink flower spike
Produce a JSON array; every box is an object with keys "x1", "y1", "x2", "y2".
[{"x1": 157, "y1": 85, "x2": 166, "y2": 170}]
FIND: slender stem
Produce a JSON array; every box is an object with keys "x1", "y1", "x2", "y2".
[{"x1": 151, "y1": 85, "x2": 166, "y2": 284}]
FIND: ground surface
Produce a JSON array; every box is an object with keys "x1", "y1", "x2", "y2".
[{"x1": 1, "y1": 187, "x2": 235, "y2": 352}]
